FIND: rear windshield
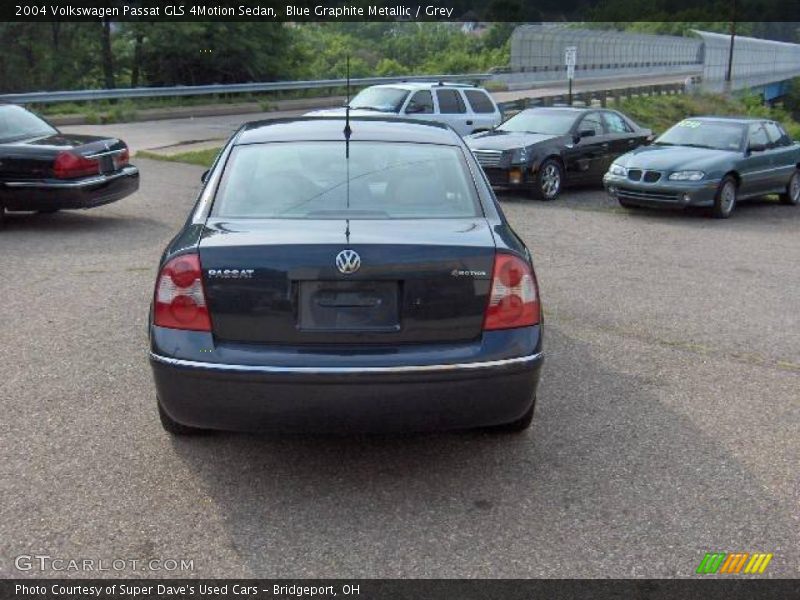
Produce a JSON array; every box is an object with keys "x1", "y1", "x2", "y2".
[
  {"x1": 655, "y1": 120, "x2": 745, "y2": 151},
  {"x1": 0, "y1": 105, "x2": 57, "y2": 142},
  {"x1": 212, "y1": 141, "x2": 481, "y2": 219}
]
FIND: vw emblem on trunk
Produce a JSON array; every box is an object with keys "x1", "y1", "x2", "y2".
[{"x1": 335, "y1": 249, "x2": 361, "y2": 274}]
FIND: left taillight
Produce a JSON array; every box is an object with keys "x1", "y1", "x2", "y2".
[
  {"x1": 483, "y1": 252, "x2": 541, "y2": 331},
  {"x1": 53, "y1": 151, "x2": 100, "y2": 179},
  {"x1": 154, "y1": 253, "x2": 212, "y2": 332}
]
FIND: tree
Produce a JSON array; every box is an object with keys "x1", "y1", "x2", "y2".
[{"x1": 99, "y1": 19, "x2": 115, "y2": 89}]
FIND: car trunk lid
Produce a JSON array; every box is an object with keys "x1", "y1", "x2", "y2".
[
  {"x1": 0, "y1": 134, "x2": 128, "y2": 180},
  {"x1": 198, "y1": 217, "x2": 496, "y2": 345}
]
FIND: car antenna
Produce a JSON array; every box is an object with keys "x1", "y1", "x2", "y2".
[
  {"x1": 344, "y1": 54, "x2": 353, "y2": 221},
  {"x1": 344, "y1": 54, "x2": 352, "y2": 160},
  {"x1": 344, "y1": 55, "x2": 352, "y2": 237}
]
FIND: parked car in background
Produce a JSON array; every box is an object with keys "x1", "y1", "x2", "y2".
[
  {"x1": 466, "y1": 107, "x2": 651, "y2": 200},
  {"x1": 0, "y1": 104, "x2": 139, "y2": 226},
  {"x1": 149, "y1": 117, "x2": 543, "y2": 435},
  {"x1": 306, "y1": 82, "x2": 503, "y2": 137},
  {"x1": 604, "y1": 117, "x2": 800, "y2": 218}
]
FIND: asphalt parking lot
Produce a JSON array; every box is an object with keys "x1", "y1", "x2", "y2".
[{"x1": 1, "y1": 158, "x2": 797, "y2": 578}]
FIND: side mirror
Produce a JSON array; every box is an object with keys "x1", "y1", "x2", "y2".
[
  {"x1": 580, "y1": 129, "x2": 596, "y2": 138},
  {"x1": 201, "y1": 169, "x2": 210, "y2": 183},
  {"x1": 747, "y1": 142, "x2": 766, "y2": 154},
  {"x1": 405, "y1": 104, "x2": 425, "y2": 114}
]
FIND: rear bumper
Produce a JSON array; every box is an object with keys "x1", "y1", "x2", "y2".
[
  {"x1": 604, "y1": 173, "x2": 718, "y2": 207},
  {"x1": 149, "y1": 327, "x2": 543, "y2": 433},
  {"x1": 1, "y1": 165, "x2": 139, "y2": 211}
]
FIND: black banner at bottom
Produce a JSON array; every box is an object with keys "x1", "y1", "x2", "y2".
[{"x1": 2, "y1": 579, "x2": 798, "y2": 600}]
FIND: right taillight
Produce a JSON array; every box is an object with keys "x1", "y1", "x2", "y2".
[
  {"x1": 154, "y1": 253, "x2": 211, "y2": 332},
  {"x1": 114, "y1": 147, "x2": 130, "y2": 169},
  {"x1": 53, "y1": 151, "x2": 100, "y2": 179},
  {"x1": 483, "y1": 253, "x2": 541, "y2": 330}
]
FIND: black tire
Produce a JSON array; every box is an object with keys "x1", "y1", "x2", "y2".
[
  {"x1": 712, "y1": 175, "x2": 737, "y2": 219},
  {"x1": 618, "y1": 198, "x2": 637, "y2": 209},
  {"x1": 486, "y1": 397, "x2": 536, "y2": 433},
  {"x1": 779, "y1": 170, "x2": 800, "y2": 206},
  {"x1": 158, "y1": 399, "x2": 206, "y2": 435},
  {"x1": 531, "y1": 159, "x2": 563, "y2": 201},
  {"x1": 0, "y1": 204, "x2": 5, "y2": 228}
]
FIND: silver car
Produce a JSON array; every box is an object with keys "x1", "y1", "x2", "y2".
[{"x1": 306, "y1": 82, "x2": 502, "y2": 137}]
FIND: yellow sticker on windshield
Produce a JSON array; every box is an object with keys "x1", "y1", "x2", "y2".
[{"x1": 679, "y1": 120, "x2": 702, "y2": 128}]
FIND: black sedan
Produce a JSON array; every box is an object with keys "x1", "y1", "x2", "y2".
[
  {"x1": 0, "y1": 104, "x2": 139, "y2": 225},
  {"x1": 149, "y1": 117, "x2": 544, "y2": 435},
  {"x1": 466, "y1": 107, "x2": 651, "y2": 200}
]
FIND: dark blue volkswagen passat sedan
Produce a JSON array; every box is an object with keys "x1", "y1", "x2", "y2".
[{"x1": 149, "y1": 117, "x2": 543, "y2": 435}]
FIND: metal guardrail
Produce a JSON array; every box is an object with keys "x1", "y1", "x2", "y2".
[
  {"x1": 0, "y1": 73, "x2": 492, "y2": 104},
  {"x1": 496, "y1": 82, "x2": 688, "y2": 114}
]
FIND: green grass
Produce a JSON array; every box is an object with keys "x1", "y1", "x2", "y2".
[
  {"x1": 611, "y1": 92, "x2": 800, "y2": 138},
  {"x1": 34, "y1": 95, "x2": 262, "y2": 117},
  {"x1": 31, "y1": 87, "x2": 354, "y2": 121},
  {"x1": 137, "y1": 147, "x2": 221, "y2": 167}
]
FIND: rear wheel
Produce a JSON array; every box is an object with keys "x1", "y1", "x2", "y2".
[
  {"x1": 158, "y1": 399, "x2": 206, "y2": 436},
  {"x1": 712, "y1": 176, "x2": 737, "y2": 219},
  {"x1": 532, "y1": 159, "x2": 563, "y2": 201},
  {"x1": 486, "y1": 397, "x2": 536, "y2": 433},
  {"x1": 779, "y1": 170, "x2": 800, "y2": 205}
]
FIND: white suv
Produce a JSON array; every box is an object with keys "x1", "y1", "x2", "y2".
[{"x1": 306, "y1": 82, "x2": 502, "y2": 137}]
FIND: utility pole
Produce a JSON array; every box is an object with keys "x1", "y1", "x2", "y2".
[{"x1": 724, "y1": 0, "x2": 737, "y2": 94}]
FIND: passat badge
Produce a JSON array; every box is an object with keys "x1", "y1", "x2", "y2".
[
  {"x1": 336, "y1": 250, "x2": 361, "y2": 275},
  {"x1": 207, "y1": 269, "x2": 254, "y2": 279}
]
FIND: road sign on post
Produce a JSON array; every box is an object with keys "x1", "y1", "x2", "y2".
[
  {"x1": 565, "y1": 46, "x2": 577, "y2": 105},
  {"x1": 565, "y1": 46, "x2": 577, "y2": 67}
]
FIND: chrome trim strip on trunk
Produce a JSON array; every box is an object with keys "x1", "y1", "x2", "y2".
[
  {"x1": 149, "y1": 351, "x2": 543, "y2": 375},
  {"x1": 84, "y1": 148, "x2": 126, "y2": 159},
  {"x1": 4, "y1": 165, "x2": 139, "y2": 189}
]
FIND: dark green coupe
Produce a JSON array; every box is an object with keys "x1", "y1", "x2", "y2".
[{"x1": 603, "y1": 117, "x2": 800, "y2": 218}]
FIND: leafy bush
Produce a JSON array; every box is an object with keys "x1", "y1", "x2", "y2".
[{"x1": 614, "y1": 92, "x2": 800, "y2": 137}]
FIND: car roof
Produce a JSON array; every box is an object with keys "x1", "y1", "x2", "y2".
[
  {"x1": 366, "y1": 81, "x2": 483, "y2": 92},
  {"x1": 235, "y1": 116, "x2": 463, "y2": 146},
  {"x1": 690, "y1": 116, "x2": 767, "y2": 124},
  {"x1": 517, "y1": 106, "x2": 595, "y2": 115}
]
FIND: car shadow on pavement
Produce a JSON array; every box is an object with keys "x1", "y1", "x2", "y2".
[
  {"x1": 166, "y1": 323, "x2": 796, "y2": 578},
  {"x1": 0, "y1": 210, "x2": 168, "y2": 235},
  {"x1": 500, "y1": 188, "x2": 799, "y2": 233}
]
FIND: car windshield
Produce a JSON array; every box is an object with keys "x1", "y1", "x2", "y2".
[
  {"x1": 213, "y1": 141, "x2": 481, "y2": 219},
  {"x1": 0, "y1": 105, "x2": 57, "y2": 142},
  {"x1": 655, "y1": 120, "x2": 745, "y2": 151},
  {"x1": 349, "y1": 87, "x2": 409, "y2": 113},
  {"x1": 497, "y1": 110, "x2": 577, "y2": 135}
]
